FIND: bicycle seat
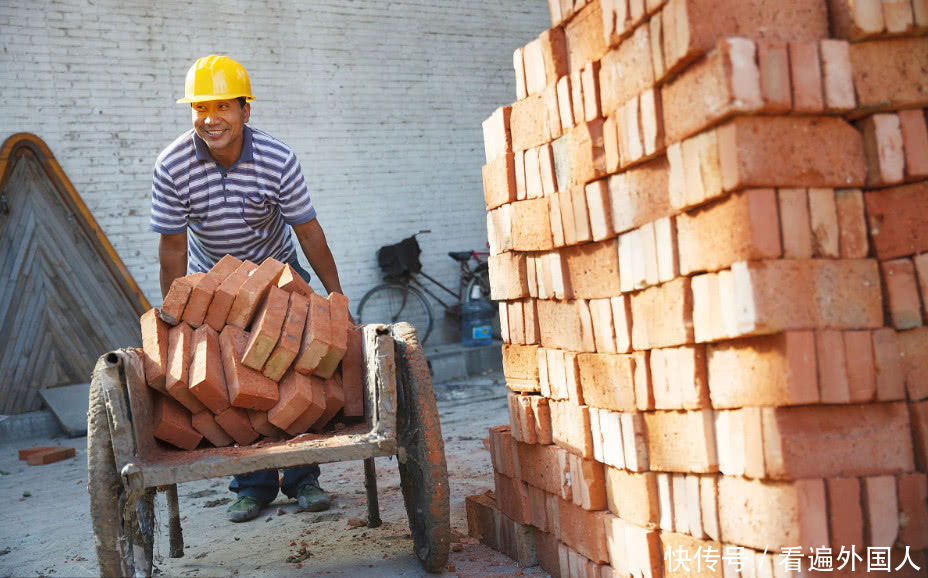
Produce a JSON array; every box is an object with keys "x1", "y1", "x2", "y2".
[{"x1": 448, "y1": 251, "x2": 472, "y2": 262}]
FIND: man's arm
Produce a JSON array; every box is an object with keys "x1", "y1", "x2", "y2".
[
  {"x1": 292, "y1": 218, "x2": 342, "y2": 295},
  {"x1": 159, "y1": 232, "x2": 188, "y2": 299}
]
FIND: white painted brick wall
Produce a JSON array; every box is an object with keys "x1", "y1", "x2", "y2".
[{"x1": 0, "y1": 0, "x2": 547, "y2": 343}]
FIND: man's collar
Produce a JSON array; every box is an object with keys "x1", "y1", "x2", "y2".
[{"x1": 192, "y1": 125, "x2": 255, "y2": 166}]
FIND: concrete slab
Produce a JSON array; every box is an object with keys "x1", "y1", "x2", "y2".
[{"x1": 39, "y1": 383, "x2": 89, "y2": 438}]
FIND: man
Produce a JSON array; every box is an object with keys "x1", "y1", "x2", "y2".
[{"x1": 151, "y1": 55, "x2": 339, "y2": 523}]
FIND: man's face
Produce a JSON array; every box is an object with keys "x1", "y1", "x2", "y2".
[{"x1": 191, "y1": 99, "x2": 250, "y2": 160}]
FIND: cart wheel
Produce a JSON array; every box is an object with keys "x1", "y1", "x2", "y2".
[
  {"x1": 391, "y1": 322, "x2": 451, "y2": 573},
  {"x1": 87, "y1": 356, "x2": 156, "y2": 577}
]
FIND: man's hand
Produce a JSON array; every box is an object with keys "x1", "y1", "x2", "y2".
[
  {"x1": 159, "y1": 232, "x2": 188, "y2": 299},
  {"x1": 292, "y1": 219, "x2": 343, "y2": 295}
]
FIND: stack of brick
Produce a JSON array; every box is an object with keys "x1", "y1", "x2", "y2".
[
  {"x1": 472, "y1": 0, "x2": 928, "y2": 575},
  {"x1": 139, "y1": 255, "x2": 366, "y2": 451}
]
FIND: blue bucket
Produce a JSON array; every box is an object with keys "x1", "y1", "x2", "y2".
[{"x1": 460, "y1": 299, "x2": 494, "y2": 346}]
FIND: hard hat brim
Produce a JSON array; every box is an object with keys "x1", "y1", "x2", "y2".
[{"x1": 177, "y1": 94, "x2": 256, "y2": 104}]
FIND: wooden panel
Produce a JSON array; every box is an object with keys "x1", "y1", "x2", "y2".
[{"x1": 0, "y1": 145, "x2": 143, "y2": 413}]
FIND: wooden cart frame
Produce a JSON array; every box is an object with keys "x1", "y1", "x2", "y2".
[{"x1": 87, "y1": 323, "x2": 450, "y2": 576}]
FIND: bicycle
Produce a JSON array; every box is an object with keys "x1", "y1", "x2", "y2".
[{"x1": 356, "y1": 230, "x2": 492, "y2": 345}]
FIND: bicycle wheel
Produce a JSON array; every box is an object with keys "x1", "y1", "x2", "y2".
[
  {"x1": 357, "y1": 283, "x2": 433, "y2": 344},
  {"x1": 463, "y1": 264, "x2": 491, "y2": 303}
]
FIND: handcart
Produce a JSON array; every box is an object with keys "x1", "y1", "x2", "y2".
[{"x1": 86, "y1": 323, "x2": 449, "y2": 576}]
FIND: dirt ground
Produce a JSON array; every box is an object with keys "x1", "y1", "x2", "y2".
[{"x1": 0, "y1": 371, "x2": 550, "y2": 578}]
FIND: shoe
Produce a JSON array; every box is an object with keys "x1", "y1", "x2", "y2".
[
  {"x1": 297, "y1": 484, "x2": 331, "y2": 512},
  {"x1": 226, "y1": 496, "x2": 263, "y2": 523}
]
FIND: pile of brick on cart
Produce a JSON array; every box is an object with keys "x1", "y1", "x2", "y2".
[
  {"x1": 468, "y1": 0, "x2": 928, "y2": 575},
  {"x1": 140, "y1": 255, "x2": 364, "y2": 451}
]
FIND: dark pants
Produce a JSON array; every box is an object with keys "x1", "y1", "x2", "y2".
[{"x1": 229, "y1": 257, "x2": 321, "y2": 504}]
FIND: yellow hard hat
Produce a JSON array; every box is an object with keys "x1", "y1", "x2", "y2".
[{"x1": 176, "y1": 55, "x2": 255, "y2": 104}]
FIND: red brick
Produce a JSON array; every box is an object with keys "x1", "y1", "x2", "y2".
[
  {"x1": 644, "y1": 410, "x2": 717, "y2": 473},
  {"x1": 864, "y1": 475, "x2": 899, "y2": 547},
  {"x1": 844, "y1": 330, "x2": 877, "y2": 403},
  {"x1": 340, "y1": 326, "x2": 364, "y2": 417},
  {"x1": 534, "y1": 530, "x2": 560, "y2": 578},
  {"x1": 466, "y1": 491, "x2": 499, "y2": 550},
  {"x1": 581, "y1": 62, "x2": 601, "y2": 122},
  {"x1": 262, "y1": 292, "x2": 309, "y2": 382},
  {"x1": 183, "y1": 257, "x2": 240, "y2": 328},
  {"x1": 557, "y1": 76, "x2": 575, "y2": 133},
  {"x1": 652, "y1": 345, "x2": 709, "y2": 410},
  {"x1": 913, "y1": 401, "x2": 928, "y2": 470},
  {"x1": 513, "y1": 46, "x2": 527, "y2": 100},
  {"x1": 511, "y1": 199, "x2": 554, "y2": 252},
  {"x1": 603, "y1": 116, "x2": 620, "y2": 174},
  {"x1": 523, "y1": 147, "x2": 542, "y2": 200},
  {"x1": 718, "y1": 477, "x2": 828, "y2": 550},
  {"x1": 18, "y1": 446, "x2": 59, "y2": 460},
  {"x1": 899, "y1": 108, "x2": 928, "y2": 180},
  {"x1": 756, "y1": 41, "x2": 792, "y2": 113},
  {"x1": 577, "y1": 353, "x2": 636, "y2": 412},
  {"x1": 599, "y1": 25, "x2": 653, "y2": 115},
  {"x1": 482, "y1": 153, "x2": 517, "y2": 210},
  {"x1": 834, "y1": 188, "x2": 869, "y2": 259},
  {"x1": 569, "y1": 185, "x2": 593, "y2": 245},
  {"x1": 165, "y1": 323, "x2": 206, "y2": 414},
  {"x1": 826, "y1": 477, "x2": 864, "y2": 552},
  {"x1": 516, "y1": 440, "x2": 563, "y2": 495},
  {"x1": 568, "y1": 451, "x2": 607, "y2": 510},
  {"x1": 523, "y1": 38, "x2": 546, "y2": 97},
  {"x1": 700, "y1": 476, "x2": 720, "y2": 541},
  {"x1": 561, "y1": 239, "x2": 620, "y2": 300},
  {"x1": 706, "y1": 331, "x2": 819, "y2": 408},
  {"x1": 204, "y1": 260, "x2": 257, "y2": 331},
  {"x1": 585, "y1": 180, "x2": 613, "y2": 242},
  {"x1": 483, "y1": 106, "x2": 512, "y2": 163},
  {"x1": 808, "y1": 187, "x2": 840, "y2": 258},
  {"x1": 495, "y1": 471, "x2": 531, "y2": 525},
  {"x1": 214, "y1": 406, "x2": 259, "y2": 446},
  {"x1": 191, "y1": 411, "x2": 234, "y2": 447},
  {"x1": 588, "y1": 298, "x2": 615, "y2": 353},
  {"x1": 873, "y1": 328, "x2": 906, "y2": 401},
  {"x1": 788, "y1": 41, "x2": 824, "y2": 113},
  {"x1": 267, "y1": 368, "x2": 319, "y2": 431},
  {"x1": 558, "y1": 498, "x2": 611, "y2": 563},
  {"x1": 507, "y1": 301, "x2": 525, "y2": 345},
  {"x1": 540, "y1": 144, "x2": 558, "y2": 196},
  {"x1": 619, "y1": 96, "x2": 644, "y2": 165},
  {"x1": 776, "y1": 188, "x2": 813, "y2": 259},
  {"x1": 819, "y1": 39, "x2": 856, "y2": 112},
  {"x1": 141, "y1": 308, "x2": 169, "y2": 393},
  {"x1": 677, "y1": 189, "x2": 781, "y2": 275},
  {"x1": 570, "y1": 69, "x2": 585, "y2": 132},
  {"x1": 661, "y1": 38, "x2": 762, "y2": 145},
  {"x1": 160, "y1": 275, "x2": 195, "y2": 325},
  {"x1": 850, "y1": 37, "x2": 928, "y2": 112},
  {"x1": 715, "y1": 408, "x2": 765, "y2": 478},
  {"x1": 274, "y1": 371, "x2": 323, "y2": 434},
  {"x1": 608, "y1": 156, "x2": 670, "y2": 234},
  {"x1": 674, "y1": 130, "x2": 724, "y2": 210},
  {"x1": 537, "y1": 300, "x2": 589, "y2": 352},
  {"x1": 815, "y1": 329, "x2": 851, "y2": 404},
  {"x1": 503, "y1": 344, "x2": 540, "y2": 392},
  {"x1": 882, "y1": 259, "x2": 923, "y2": 330},
  {"x1": 605, "y1": 467, "x2": 659, "y2": 527},
  {"x1": 315, "y1": 293, "x2": 350, "y2": 379},
  {"x1": 293, "y1": 293, "x2": 331, "y2": 376},
  {"x1": 307, "y1": 375, "x2": 344, "y2": 433},
  {"x1": 227, "y1": 258, "x2": 286, "y2": 329},
  {"x1": 762, "y1": 402, "x2": 914, "y2": 479},
  {"x1": 188, "y1": 324, "x2": 230, "y2": 414},
  {"x1": 241, "y1": 285, "x2": 288, "y2": 371},
  {"x1": 247, "y1": 409, "x2": 285, "y2": 439},
  {"x1": 527, "y1": 483, "x2": 549, "y2": 533},
  {"x1": 276, "y1": 264, "x2": 315, "y2": 298},
  {"x1": 899, "y1": 326, "x2": 928, "y2": 401},
  {"x1": 565, "y1": 0, "x2": 608, "y2": 73},
  {"x1": 598, "y1": 408, "x2": 625, "y2": 468},
  {"x1": 489, "y1": 425, "x2": 518, "y2": 479},
  {"x1": 718, "y1": 116, "x2": 866, "y2": 192},
  {"x1": 219, "y1": 325, "x2": 279, "y2": 411},
  {"x1": 25, "y1": 446, "x2": 76, "y2": 466},
  {"x1": 898, "y1": 473, "x2": 928, "y2": 549},
  {"x1": 864, "y1": 181, "x2": 928, "y2": 260},
  {"x1": 660, "y1": 532, "x2": 723, "y2": 577},
  {"x1": 729, "y1": 259, "x2": 883, "y2": 335},
  {"x1": 640, "y1": 88, "x2": 663, "y2": 157},
  {"x1": 884, "y1": 0, "x2": 916, "y2": 31},
  {"x1": 516, "y1": 395, "x2": 536, "y2": 443},
  {"x1": 569, "y1": 120, "x2": 607, "y2": 187},
  {"x1": 859, "y1": 113, "x2": 905, "y2": 187},
  {"x1": 488, "y1": 252, "x2": 529, "y2": 301},
  {"x1": 530, "y1": 395, "x2": 553, "y2": 444},
  {"x1": 152, "y1": 393, "x2": 202, "y2": 451},
  {"x1": 550, "y1": 400, "x2": 593, "y2": 458},
  {"x1": 630, "y1": 277, "x2": 694, "y2": 350},
  {"x1": 511, "y1": 93, "x2": 548, "y2": 152},
  {"x1": 828, "y1": 0, "x2": 886, "y2": 40}
]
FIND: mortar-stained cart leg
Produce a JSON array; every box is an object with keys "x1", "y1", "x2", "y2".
[
  {"x1": 87, "y1": 353, "x2": 156, "y2": 577},
  {"x1": 392, "y1": 322, "x2": 451, "y2": 572}
]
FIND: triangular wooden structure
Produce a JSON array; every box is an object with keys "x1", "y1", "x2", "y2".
[{"x1": 0, "y1": 133, "x2": 149, "y2": 414}]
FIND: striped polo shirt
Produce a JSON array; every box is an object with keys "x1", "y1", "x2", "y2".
[{"x1": 150, "y1": 125, "x2": 316, "y2": 273}]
